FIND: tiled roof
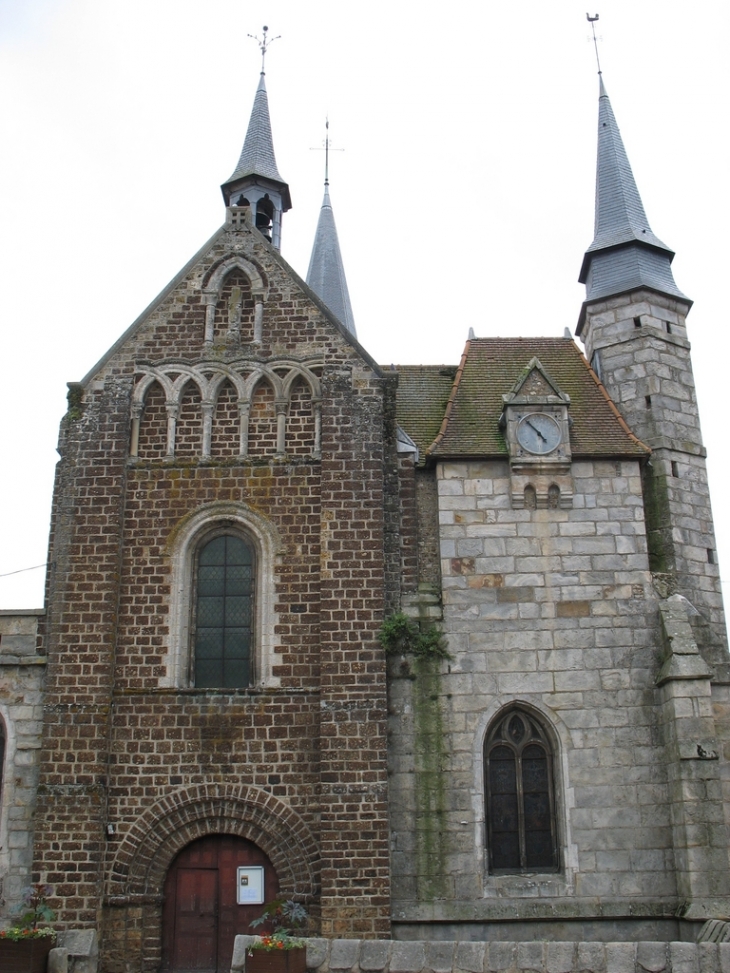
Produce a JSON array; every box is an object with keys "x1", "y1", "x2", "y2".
[
  {"x1": 396, "y1": 338, "x2": 647, "y2": 461},
  {"x1": 578, "y1": 77, "x2": 685, "y2": 306},
  {"x1": 226, "y1": 74, "x2": 286, "y2": 185},
  {"x1": 391, "y1": 365, "x2": 458, "y2": 462},
  {"x1": 306, "y1": 185, "x2": 356, "y2": 337}
]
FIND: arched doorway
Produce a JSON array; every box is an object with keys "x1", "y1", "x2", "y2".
[{"x1": 161, "y1": 834, "x2": 279, "y2": 973}]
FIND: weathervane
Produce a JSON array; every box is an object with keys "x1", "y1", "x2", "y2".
[
  {"x1": 311, "y1": 118, "x2": 344, "y2": 187},
  {"x1": 586, "y1": 13, "x2": 602, "y2": 75},
  {"x1": 248, "y1": 25, "x2": 280, "y2": 74}
]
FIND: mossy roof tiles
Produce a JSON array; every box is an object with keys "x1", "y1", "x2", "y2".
[
  {"x1": 391, "y1": 365, "x2": 458, "y2": 461},
  {"x1": 394, "y1": 338, "x2": 647, "y2": 463}
]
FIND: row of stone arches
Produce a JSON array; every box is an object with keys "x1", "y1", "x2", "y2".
[{"x1": 131, "y1": 361, "x2": 322, "y2": 461}]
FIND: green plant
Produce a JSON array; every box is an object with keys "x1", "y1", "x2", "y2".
[
  {"x1": 0, "y1": 884, "x2": 56, "y2": 941},
  {"x1": 66, "y1": 384, "x2": 84, "y2": 421},
  {"x1": 248, "y1": 898, "x2": 308, "y2": 951},
  {"x1": 378, "y1": 612, "x2": 450, "y2": 660}
]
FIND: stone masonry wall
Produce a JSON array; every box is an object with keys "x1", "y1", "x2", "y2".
[
  {"x1": 0, "y1": 611, "x2": 44, "y2": 924},
  {"x1": 580, "y1": 291, "x2": 727, "y2": 667},
  {"x1": 34, "y1": 218, "x2": 394, "y2": 970},
  {"x1": 232, "y1": 936, "x2": 730, "y2": 973},
  {"x1": 390, "y1": 456, "x2": 684, "y2": 937}
]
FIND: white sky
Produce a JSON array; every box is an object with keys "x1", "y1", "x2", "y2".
[{"x1": 1, "y1": 1, "x2": 729, "y2": 612}]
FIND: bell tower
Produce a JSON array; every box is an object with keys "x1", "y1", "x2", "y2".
[
  {"x1": 221, "y1": 26, "x2": 291, "y2": 249},
  {"x1": 576, "y1": 75, "x2": 728, "y2": 664}
]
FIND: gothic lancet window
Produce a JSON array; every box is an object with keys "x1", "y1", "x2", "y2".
[
  {"x1": 192, "y1": 533, "x2": 255, "y2": 688},
  {"x1": 485, "y1": 708, "x2": 559, "y2": 873}
]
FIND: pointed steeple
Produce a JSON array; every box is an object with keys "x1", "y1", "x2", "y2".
[
  {"x1": 225, "y1": 73, "x2": 288, "y2": 189},
  {"x1": 577, "y1": 77, "x2": 687, "y2": 330},
  {"x1": 221, "y1": 49, "x2": 291, "y2": 250},
  {"x1": 306, "y1": 125, "x2": 356, "y2": 337}
]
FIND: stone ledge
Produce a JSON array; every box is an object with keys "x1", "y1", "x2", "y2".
[
  {"x1": 0, "y1": 654, "x2": 47, "y2": 666},
  {"x1": 231, "y1": 938, "x2": 730, "y2": 973}
]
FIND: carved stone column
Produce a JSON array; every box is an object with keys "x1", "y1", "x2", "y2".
[
  {"x1": 165, "y1": 403, "x2": 178, "y2": 459},
  {"x1": 201, "y1": 402, "x2": 214, "y2": 460}
]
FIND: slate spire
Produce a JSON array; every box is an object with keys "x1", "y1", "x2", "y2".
[
  {"x1": 577, "y1": 76, "x2": 687, "y2": 326},
  {"x1": 221, "y1": 59, "x2": 291, "y2": 250},
  {"x1": 225, "y1": 73, "x2": 288, "y2": 190},
  {"x1": 306, "y1": 124, "x2": 356, "y2": 337}
]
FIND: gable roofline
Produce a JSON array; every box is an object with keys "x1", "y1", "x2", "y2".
[
  {"x1": 79, "y1": 221, "x2": 381, "y2": 388},
  {"x1": 79, "y1": 225, "x2": 227, "y2": 387},
  {"x1": 427, "y1": 339, "x2": 470, "y2": 458},
  {"x1": 269, "y1": 243, "x2": 380, "y2": 375},
  {"x1": 425, "y1": 337, "x2": 649, "y2": 461},
  {"x1": 577, "y1": 344, "x2": 650, "y2": 456},
  {"x1": 503, "y1": 356, "x2": 571, "y2": 405}
]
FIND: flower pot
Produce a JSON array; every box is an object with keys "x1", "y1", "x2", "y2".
[
  {"x1": 245, "y1": 946, "x2": 307, "y2": 973},
  {"x1": 0, "y1": 936, "x2": 55, "y2": 973}
]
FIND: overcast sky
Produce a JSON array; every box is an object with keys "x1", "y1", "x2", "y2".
[{"x1": 1, "y1": 1, "x2": 729, "y2": 611}]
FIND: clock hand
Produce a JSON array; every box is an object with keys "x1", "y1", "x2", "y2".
[{"x1": 525, "y1": 419, "x2": 547, "y2": 442}]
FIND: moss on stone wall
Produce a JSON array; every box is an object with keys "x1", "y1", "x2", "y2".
[
  {"x1": 642, "y1": 462, "x2": 675, "y2": 575},
  {"x1": 411, "y1": 652, "x2": 448, "y2": 901}
]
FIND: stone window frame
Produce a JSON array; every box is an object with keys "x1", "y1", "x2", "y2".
[
  {"x1": 201, "y1": 254, "x2": 269, "y2": 346},
  {"x1": 473, "y1": 698, "x2": 577, "y2": 895},
  {"x1": 484, "y1": 705, "x2": 560, "y2": 874},
  {"x1": 190, "y1": 528, "x2": 257, "y2": 689},
  {"x1": 163, "y1": 502, "x2": 282, "y2": 690}
]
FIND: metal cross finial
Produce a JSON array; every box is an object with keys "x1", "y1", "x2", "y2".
[
  {"x1": 311, "y1": 118, "x2": 344, "y2": 187},
  {"x1": 586, "y1": 13, "x2": 602, "y2": 75},
  {"x1": 247, "y1": 25, "x2": 280, "y2": 74},
  {"x1": 324, "y1": 118, "x2": 330, "y2": 185}
]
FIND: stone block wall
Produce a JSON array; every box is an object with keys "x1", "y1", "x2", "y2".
[
  {"x1": 389, "y1": 456, "x2": 695, "y2": 936},
  {"x1": 580, "y1": 290, "x2": 727, "y2": 666},
  {"x1": 0, "y1": 610, "x2": 45, "y2": 924},
  {"x1": 232, "y1": 937, "x2": 730, "y2": 973}
]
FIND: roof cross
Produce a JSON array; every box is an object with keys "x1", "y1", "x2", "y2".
[
  {"x1": 247, "y1": 25, "x2": 280, "y2": 74},
  {"x1": 310, "y1": 118, "x2": 344, "y2": 187},
  {"x1": 586, "y1": 13, "x2": 602, "y2": 75}
]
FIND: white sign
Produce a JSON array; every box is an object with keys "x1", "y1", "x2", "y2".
[{"x1": 236, "y1": 866, "x2": 265, "y2": 905}]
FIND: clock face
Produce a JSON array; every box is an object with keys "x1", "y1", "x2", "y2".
[{"x1": 516, "y1": 413, "x2": 561, "y2": 455}]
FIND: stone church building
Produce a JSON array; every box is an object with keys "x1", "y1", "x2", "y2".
[{"x1": 1, "y1": 55, "x2": 730, "y2": 973}]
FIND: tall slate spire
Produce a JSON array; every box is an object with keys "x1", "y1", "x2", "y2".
[
  {"x1": 306, "y1": 126, "x2": 356, "y2": 337},
  {"x1": 225, "y1": 73, "x2": 289, "y2": 191},
  {"x1": 221, "y1": 32, "x2": 291, "y2": 250},
  {"x1": 577, "y1": 77, "x2": 686, "y2": 328}
]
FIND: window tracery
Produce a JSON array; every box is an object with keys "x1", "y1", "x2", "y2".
[{"x1": 484, "y1": 707, "x2": 559, "y2": 873}]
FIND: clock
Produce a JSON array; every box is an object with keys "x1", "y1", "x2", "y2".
[{"x1": 516, "y1": 413, "x2": 561, "y2": 455}]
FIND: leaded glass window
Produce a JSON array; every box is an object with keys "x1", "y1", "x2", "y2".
[
  {"x1": 193, "y1": 533, "x2": 255, "y2": 688},
  {"x1": 485, "y1": 709, "x2": 558, "y2": 873}
]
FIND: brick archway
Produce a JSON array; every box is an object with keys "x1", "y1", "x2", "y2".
[{"x1": 105, "y1": 783, "x2": 319, "y2": 972}]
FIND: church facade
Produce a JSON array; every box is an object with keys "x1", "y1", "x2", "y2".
[{"x1": 1, "y1": 56, "x2": 730, "y2": 973}]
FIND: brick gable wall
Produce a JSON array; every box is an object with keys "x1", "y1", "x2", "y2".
[{"x1": 32, "y1": 221, "x2": 393, "y2": 968}]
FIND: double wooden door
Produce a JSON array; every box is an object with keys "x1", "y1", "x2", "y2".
[{"x1": 162, "y1": 835, "x2": 278, "y2": 973}]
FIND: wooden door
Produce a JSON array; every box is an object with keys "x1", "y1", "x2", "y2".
[
  {"x1": 172, "y1": 868, "x2": 218, "y2": 970},
  {"x1": 162, "y1": 835, "x2": 279, "y2": 973}
]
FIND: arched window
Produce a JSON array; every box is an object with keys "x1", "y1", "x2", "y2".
[
  {"x1": 192, "y1": 533, "x2": 255, "y2": 688},
  {"x1": 484, "y1": 708, "x2": 559, "y2": 873}
]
